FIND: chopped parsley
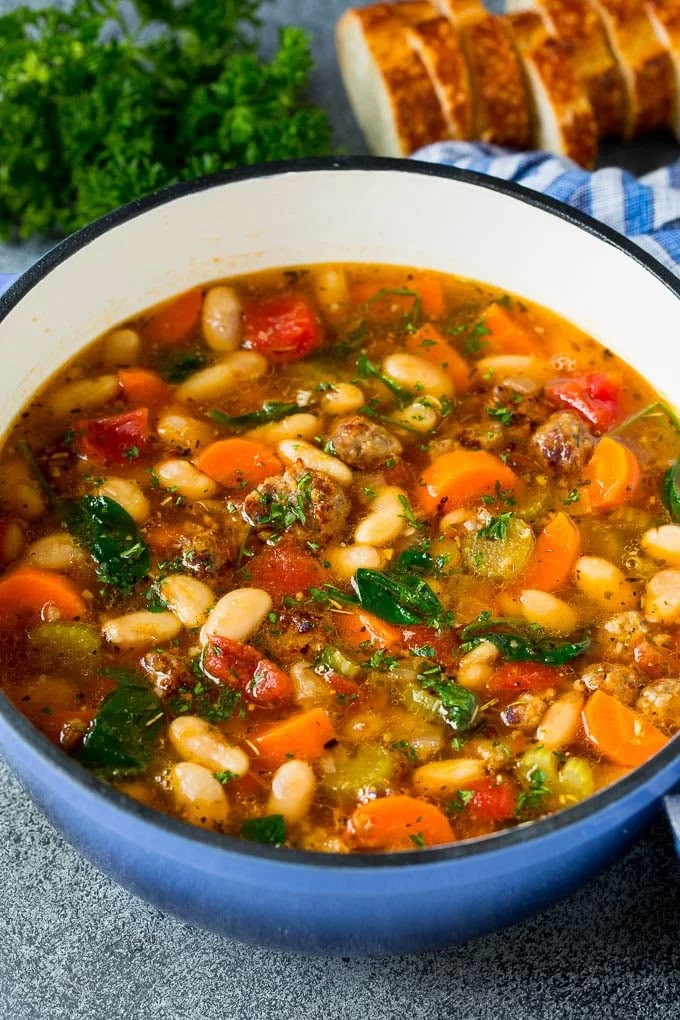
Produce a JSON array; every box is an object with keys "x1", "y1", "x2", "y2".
[
  {"x1": 448, "y1": 789, "x2": 474, "y2": 812},
  {"x1": 478, "y1": 511, "x2": 513, "y2": 542},
  {"x1": 516, "y1": 766, "x2": 551, "y2": 816},
  {"x1": 212, "y1": 770, "x2": 238, "y2": 785},
  {"x1": 486, "y1": 405, "x2": 514, "y2": 427}
]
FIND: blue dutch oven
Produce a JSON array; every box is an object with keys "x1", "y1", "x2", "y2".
[{"x1": 0, "y1": 159, "x2": 678, "y2": 955}]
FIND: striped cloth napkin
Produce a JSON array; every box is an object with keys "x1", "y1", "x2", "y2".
[{"x1": 414, "y1": 141, "x2": 680, "y2": 276}]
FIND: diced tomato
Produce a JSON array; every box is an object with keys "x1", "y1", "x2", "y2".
[
  {"x1": 401, "y1": 624, "x2": 457, "y2": 669},
  {"x1": 202, "y1": 635, "x2": 293, "y2": 707},
  {"x1": 144, "y1": 289, "x2": 203, "y2": 346},
  {"x1": 466, "y1": 777, "x2": 518, "y2": 823},
  {"x1": 324, "y1": 670, "x2": 363, "y2": 704},
  {"x1": 76, "y1": 408, "x2": 149, "y2": 465},
  {"x1": 545, "y1": 371, "x2": 622, "y2": 432},
  {"x1": 486, "y1": 661, "x2": 562, "y2": 696},
  {"x1": 382, "y1": 460, "x2": 416, "y2": 489},
  {"x1": 245, "y1": 540, "x2": 329, "y2": 600},
  {"x1": 243, "y1": 295, "x2": 322, "y2": 362}
]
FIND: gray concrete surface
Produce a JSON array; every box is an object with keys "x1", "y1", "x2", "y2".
[{"x1": 1, "y1": 2, "x2": 679, "y2": 1018}]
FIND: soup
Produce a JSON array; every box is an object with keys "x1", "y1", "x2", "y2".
[{"x1": 0, "y1": 264, "x2": 678, "y2": 853}]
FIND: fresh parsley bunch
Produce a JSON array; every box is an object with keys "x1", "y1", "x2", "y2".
[{"x1": 0, "y1": 0, "x2": 332, "y2": 239}]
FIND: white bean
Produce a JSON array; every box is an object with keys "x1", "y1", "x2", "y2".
[
  {"x1": 354, "y1": 486, "x2": 407, "y2": 546},
  {"x1": 248, "y1": 414, "x2": 320, "y2": 446},
  {"x1": 319, "y1": 382, "x2": 365, "y2": 416},
  {"x1": 95, "y1": 477, "x2": 150, "y2": 524},
  {"x1": 157, "y1": 408, "x2": 215, "y2": 452},
  {"x1": 200, "y1": 587, "x2": 272, "y2": 646},
  {"x1": 267, "y1": 760, "x2": 316, "y2": 824},
  {"x1": 159, "y1": 575, "x2": 215, "y2": 628},
  {"x1": 48, "y1": 375, "x2": 119, "y2": 419},
  {"x1": 645, "y1": 569, "x2": 680, "y2": 624},
  {"x1": 170, "y1": 762, "x2": 229, "y2": 828},
  {"x1": 519, "y1": 589, "x2": 578, "y2": 635},
  {"x1": 101, "y1": 328, "x2": 141, "y2": 367},
  {"x1": 641, "y1": 525, "x2": 680, "y2": 568},
  {"x1": 457, "y1": 640, "x2": 499, "y2": 691},
  {"x1": 0, "y1": 519, "x2": 24, "y2": 564},
  {"x1": 175, "y1": 350, "x2": 266, "y2": 403},
  {"x1": 201, "y1": 285, "x2": 243, "y2": 351},
  {"x1": 278, "y1": 439, "x2": 352, "y2": 486},
  {"x1": 536, "y1": 691, "x2": 584, "y2": 749},
  {"x1": 102, "y1": 611, "x2": 182, "y2": 648},
  {"x1": 392, "y1": 397, "x2": 441, "y2": 433},
  {"x1": 313, "y1": 267, "x2": 349, "y2": 314},
  {"x1": 0, "y1": 458, "x2": 47, "y2": 521},
  {"x1": 574, "y1": 555, "x2": 639, "y2": 611},
  {"x1": 381, "y1": 353, "x2": 453, "y2": 399},
  {"x1": 289, "y1": 660, "x2": 333, "y2": 704},
  {"x1": 476, "y1": 354, "x2": 544, "y2": 380},
  {"x1": 326, "y1": 543, "x2": 384, "y2": 580},
  {"x1": 169, "y1": 716, "x2": 249, "y2": 776},
  {"x1": 25, "y1": 532, "x2": 86, "y2": 571},
  {"x1": 413, "y1": 758, "x2": 486, "y2": 800},
  {"x1": 155, "y1": 459, "x2": 217, "y2": 500}
]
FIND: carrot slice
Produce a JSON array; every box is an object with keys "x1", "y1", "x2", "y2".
[
  {"x1": 519, "y1": 512, "x2": 581, "y2": 593},
  {"x1": 335, "y1": 609, "x2": 402, "y2": 651},
  {"x1": 118, "y1": 368, "x2": 170, "y2": 406},
  {"x1": 350, "y1": 276, "x2": 445, "y2": 319},
  {"x1": 145, "y1": 289, "x2": 203, "y2": 346},
  {"x1": 349, "y1": 795, "x2": 454, "y2": 850},
  {"x1": 583, "y1": 436, "x2": 641, "y2": 511},
  {"x1": 582, "y1": 689, "x2": 667, "y2": 767},
  {"x1": 406, "y1": 324, "x2": 472, "y2": 394},
  {"x1": 253, "y1": 708, "x2": 336, "y2": 769},
  {"x1": 0, "y1": 567, "x2": 87, "y2": 628},
  {"x1": 483, "y1": 302, "x2": 539, "y2": 355},
  {"x1": 418, "y1": 450, "x2": 522, "y2": 515},
  {"x1": 194, "y1": 438, "x2": 282, "y2": 489}
]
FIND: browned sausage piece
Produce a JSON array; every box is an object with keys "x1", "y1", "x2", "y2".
[
  {"x1": 531, "y1": 411, "x2": 595, "y2": 473},
  {"x1": 329, "y1": 416, "x2": 403, "y2": 470}
]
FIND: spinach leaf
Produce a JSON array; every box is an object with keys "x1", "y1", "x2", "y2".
[
  {"x1": 209, "y1": 401, "x2": 304, "y2": 430},
  {"x1": 18, "y1": 443, "x2": 150, "y2": 594},
  {"x1": 421, "y1": 674, "x2": 478, "y2": 732},
  {"x1": 662, "y1": 459, "x2": 680, "y2": 523},
  {"x1": 460, "y1": 618, "x2": 590, "y2": 666},
  {"x1": 351, "y1": 568, "x2": 451, "y2": 628},
  {"x1": 78, "y1": 670, "x2": 162, "y2": 778},
  {"x1": 241, "y1": 814, "x2": 287, "y2": 846},
  {"x1": 610, "y1": 400, "x2": 680, "y2": 439},
  {"x1": 67, "y1": 495, "x2": 150, "y2": 592},
  {"x1": 393, "y1": 543, "x2": 433, "y2": 576},
  {"x1": 356, "y1": 353, "x2": 414, "y2": 408}
]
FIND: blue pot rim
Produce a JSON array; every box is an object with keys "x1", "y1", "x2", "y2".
[{"x1": 1, "y1": 155, "x2": 678, "y2": 870}]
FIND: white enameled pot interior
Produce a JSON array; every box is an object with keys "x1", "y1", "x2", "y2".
[{"x1": 1, "y1": 167, "x2": 680, "y2": 427}]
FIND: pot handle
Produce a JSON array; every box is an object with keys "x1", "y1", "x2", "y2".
[
  {"x1": 664, "y1": 791, "x2": 680, "y2": 854},
  {"x1": 0, "y1": 274, "x2": 18, "y2": 295}
]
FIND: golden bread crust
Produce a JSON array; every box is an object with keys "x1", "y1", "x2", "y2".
[
  {"x1": 406, "y1": 16, "x2": 473, "y2": 138},
  {"x1": 353, "y1": 3, "x2": 449, "y2": 154},
  {"x1": 591, "y1": 0, "x2": 675, "y2": 137},
  {"x1": 508, "y1": 10, "x2": 598, "y2": 167},
  {"x1": 532, "y1": 0, "x2": 625, "y2": 136}
]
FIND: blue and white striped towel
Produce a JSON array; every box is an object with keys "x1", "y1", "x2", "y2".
[{"x1": 415, "y1": 142, "x2": 680, "y2": 277}]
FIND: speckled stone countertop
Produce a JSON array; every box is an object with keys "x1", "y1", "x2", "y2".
[{"x1": 1, "y1": 3, "x2": 679, "y2": 1017}]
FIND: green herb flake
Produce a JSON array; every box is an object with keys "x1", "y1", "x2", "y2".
[{"x1": 241, "y1": 814, "x2": 287, "y2": 846}]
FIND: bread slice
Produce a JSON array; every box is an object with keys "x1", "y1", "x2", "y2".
[
  {"x1": 336, "y1": 3, "x2": 449, "y2": 156},
  {"x1": 647, "y1": 0, "x2": 680, "y2": 138},
  {"x1": 505, "y1": 0, "x2": 625, "y2": 138},
  {"x1": 506, "y1": 10, "x2": 598, "y2": 167},
  {"x1": 434, "y1": 0, "x2": 531, "y2": 148},
  {"x1": 405, "y1": 16, "x2": 474, "y2": 139},
  {"x1": 589, "y1": 0, "x2": 675, "y2": 137}
]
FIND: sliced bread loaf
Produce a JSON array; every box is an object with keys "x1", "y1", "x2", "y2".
[
  {"x1": 434, "y1": 0, "x2": 531, "y2": 148},
  {"x1": 505, "y1": 0, "x2": 625, "y2": 138},
  {"x1": 405, "y1": 15, "x2": 474, "y2": 140},
  {"x1": 336, "y1": 3, "x2": 448, "y2": 156},
  {"x1": 589, "y1": 0, "x2": 675, "y2": 137},
  {"x1": 647, "y1": 0, "x2": 680, "y2": 138},
  {"x1": 506, "y1": 9, "x2": 598, "y2": 167}
]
